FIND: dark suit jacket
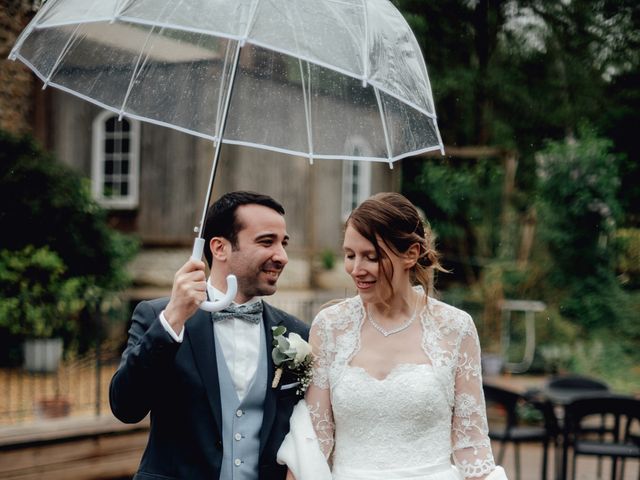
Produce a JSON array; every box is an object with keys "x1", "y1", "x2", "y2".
[{"x1": 109, "y1": 298, "x2": 309, "y2": 480}]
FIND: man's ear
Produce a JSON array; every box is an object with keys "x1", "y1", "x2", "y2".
[
  {"x1": 403, "y1": 243, "x2": 420, "y2": 269},
  {"x1": 209, "y1": 237, "x2": 230, "y2": 262}
]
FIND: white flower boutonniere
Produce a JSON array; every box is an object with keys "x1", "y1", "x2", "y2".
[{"x1": 271, "y1": 326, "x2": 313, "y2": 395}]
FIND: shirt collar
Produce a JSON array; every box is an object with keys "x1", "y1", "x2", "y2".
[{"x1": 207, "y1": 279, "x2": 260, "y2": 307}]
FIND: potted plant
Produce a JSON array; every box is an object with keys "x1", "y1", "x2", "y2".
[{"x1": 0, "y1": 245, "x2": 85, "y2": 373}]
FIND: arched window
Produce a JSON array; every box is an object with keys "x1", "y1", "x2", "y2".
[
  {"x1": 91, "y1": 111, "x2": 140, "y2": 209},
  {"x1": 341, "y1": 137, "x2": 372, "y2": 220}
]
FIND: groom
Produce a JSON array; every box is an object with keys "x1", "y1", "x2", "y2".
[{"x1": 110, "y1": 191, "x2": 309, "y2": 479}]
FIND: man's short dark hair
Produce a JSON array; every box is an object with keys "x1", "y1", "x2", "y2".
[{"x1": 202, "y1": 191, "x2": 285, "y2": 267}]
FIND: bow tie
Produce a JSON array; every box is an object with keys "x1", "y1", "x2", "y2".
[{"x1": 213, "y1": 301, "x2": 263, "y2": 324}]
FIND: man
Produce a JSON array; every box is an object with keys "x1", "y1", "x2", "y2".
[{"x1": 110, "y1": 191, "x2": 310, "y2": 480}]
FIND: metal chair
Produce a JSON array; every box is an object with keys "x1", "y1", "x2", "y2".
[
  {"x1": 546, "y1": 374, "x2": 611, "y2": 477},
  {"x1": 547, "y1": 374, "x2": 610, "y2": 391},
  {"x1": 564, "y1": 396, "x2": 640, "y2": 480},
  {"x1": 483, "y1": 383, "x2": 559, "y2": 480}
]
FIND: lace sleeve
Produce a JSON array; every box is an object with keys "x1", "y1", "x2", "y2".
[
  {"x1": 305, "y1": 314, "x2": 335, "y2": 460},
  {"x1": 451, "y1": 316, "x2": 497, "y2": 479}
]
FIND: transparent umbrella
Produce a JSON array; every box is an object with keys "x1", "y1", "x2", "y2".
[{"x1": 10, "y1": 0, "x2": 443, "y2": 310}]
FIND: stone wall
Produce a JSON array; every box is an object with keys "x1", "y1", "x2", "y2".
[{"x1": 0, "y1": 1, "x2": 35, "y2": 135}]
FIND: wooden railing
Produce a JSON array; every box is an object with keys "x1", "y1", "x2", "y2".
[{"x1": 0, "y1": 415, "x2": 149, "y2": 479}]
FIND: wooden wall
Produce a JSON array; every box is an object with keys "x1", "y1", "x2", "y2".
[{"x1": 48, "y1": 84, "x2": 399, "y2": 256}]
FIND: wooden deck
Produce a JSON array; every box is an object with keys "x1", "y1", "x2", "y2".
[{"x1": 0, "y1": 415, "x2": 148, "y2": 480}]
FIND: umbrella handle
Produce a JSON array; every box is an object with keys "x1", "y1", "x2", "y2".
[{"x1": 191, "y1": 238, "x2": 237, "y2": 312}]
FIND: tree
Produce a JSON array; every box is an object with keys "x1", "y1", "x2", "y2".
[
  {"x1": 0, "y1": 131, "x2": 137, "y2": 291},
  {"x1": 0, "y1": 130, "x2": 138, "y2": 363},
  {"x1": 534, "y1": 128, "x2": 637, "y2": 349}
]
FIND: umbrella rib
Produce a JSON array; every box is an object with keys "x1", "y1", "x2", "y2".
[
  {"x1": 215, "y1": 41, "x2": 234, "y2": 138},
  {"x1": 8, "y1": 0, "x2": 60, "y2": 60},
  {"x1": 361, "y1": 0, "x2": 369, "y2": 86},
  {"x1": 241, "y1": 0, "x2": 262, "y2": 45},
  {"x1": 374, "y1": 86, "x2": 393, "y2": 168},
  {"x1": 42, "y1": 0, "x2": 102, "y2": 89},
  {"x1": 117, "y1": 29, "x2": 157, "y2": 120},
  {"x1": 197, "y1": 40, "x2": 243, "y2": 238},
  {"x1": 112, "y1": 0, "x2": 134, "y2": 21},
  {"x1": 320, "y1": 0, "x2": 365, "y2": 75},
  {"x1": 298, "y1": 58, "x2": 314, "y2": 164},
  {"x1": 289, "y1": 1, "x2": 314, "y2": 163},
  {"x1": 117, "y1": 0, "x2": 184, "y2": 119}
]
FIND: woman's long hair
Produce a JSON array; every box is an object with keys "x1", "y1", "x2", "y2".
[{"x1": 346, "y1": 192, "x2": 447, "y2": 307}]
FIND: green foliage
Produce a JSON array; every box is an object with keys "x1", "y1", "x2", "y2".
[
  {"x1": 616, "y1": 228, "x2": 640, "y2": 288},
  {"x1": 543, "y1": 334, "x2": 640, "y2": 395},
  {"x1": 396, "y1": 1, "x2": 639, "y2": 389},
  {"x1": 0, "y1": 130, "x2": 138, "y2": 358},
  {"x1": 395, "y1": 0, "x2": 639, "y2": 228},
  {"x1": 536, "y1": 128, "x2": 619, "y2": 274},
  {"x1": 319, "y1": 249, "x2": 336, "y2": 271},
  {"x1": 0, "y1": 246, "x2": 85, "y2": 338},
  {"x1": 408, "y1": 157, "x2": 504, "y2": 261},
  {"x1": 535, "y1": 128, "x2": 637, "y2": 338},
  {"x1": 0, "y1": 131, "x2": 138, "y2": 292}
]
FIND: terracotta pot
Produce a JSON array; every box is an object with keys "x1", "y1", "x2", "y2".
[{"x1": 34, "y1": 397, "x2": 71, "y2": 419}]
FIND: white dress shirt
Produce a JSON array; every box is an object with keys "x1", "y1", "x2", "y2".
[{"x1": 159, "y1": 281, "x2": 262, "y2": 401}]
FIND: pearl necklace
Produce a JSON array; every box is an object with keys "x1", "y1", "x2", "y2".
[{"x1": 367, "y1": 295, "x2": 420, "y2": 337}]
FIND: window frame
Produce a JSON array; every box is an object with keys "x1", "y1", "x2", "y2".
[
  {"x1": 91, "y1": 111, "x2": 140, "y2": 209},
  {"x1": 341, "y1": 137, "x2": 372, "y2": 220}
]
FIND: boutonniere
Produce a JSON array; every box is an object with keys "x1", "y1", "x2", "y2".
[{"x1": 271, "y1": 326, "x2": 313, "y2": 395}]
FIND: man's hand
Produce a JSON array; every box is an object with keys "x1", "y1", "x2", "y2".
[{"x1": 163, "y1": 259, "x2": 207, "y2": 334}]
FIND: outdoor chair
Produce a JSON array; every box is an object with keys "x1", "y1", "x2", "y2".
[
  {"x1": 564, "y1": 396, "x2": 640, "y2": 480},
  {"x1": 545, "y1": 374, "x2": 611, "y2": 477},
  {"x1": 546, "y1": 374, "x2": 610, "y2": 391},
  {"x1": 483, "y1": 383, "x2": 559, "y2": 480}
]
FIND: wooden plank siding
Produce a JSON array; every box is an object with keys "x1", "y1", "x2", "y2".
[
  {"x1": 47, "y1": 87, "x2": 398, "y2": 256},
  {"x1": 0, "y1": 416, "x2": 149, "y2": 480}
]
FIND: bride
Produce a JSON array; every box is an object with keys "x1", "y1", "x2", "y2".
[{"x1": 279, "y1": 193, "x2": 506, "y2": 480}]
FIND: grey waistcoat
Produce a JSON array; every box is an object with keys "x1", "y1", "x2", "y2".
[{"x1": 214, "y1": 322, "x2": 268, "y2": 480}]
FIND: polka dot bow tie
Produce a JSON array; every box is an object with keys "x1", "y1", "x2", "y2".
[{"x1": 213, "y1": 301, "x2": 263, "y2": 324}]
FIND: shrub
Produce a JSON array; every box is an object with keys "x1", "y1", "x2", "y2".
[
  {"x1": 0, "y1": 131, "x2": 138, "y2": 292},
  {"x1": 616, "y1": 228, "x2": 640, "y2": 288},
  {"x1": 535, "y1": 127, "x2": 626, "y2": 330},
  {"x1": 0, "y1": 246, "x2": 85, "y2": 338},
  {"x1": 0, "y1": 130, "x2": 138, "y2": 363}
]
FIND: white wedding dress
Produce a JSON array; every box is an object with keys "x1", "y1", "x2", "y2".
[{"x1": 303, "y1": 288, "x2": 499, "y2": 480}]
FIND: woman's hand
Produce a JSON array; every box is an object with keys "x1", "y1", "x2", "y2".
[{"x1": 286, "y1": 469, "x2": 297, "y2": 480}]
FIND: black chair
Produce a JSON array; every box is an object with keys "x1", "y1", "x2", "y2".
[
  {"x1": 564, "y1": 396, "x2": 640, "y2": 480},
  {"x1": 483, "y1": 383, "x2": 559, "y2": 480},
  {"x1": 546, "y1": 374, "x2": 611, "y2": 477},
  {"x1": 547, "y1": 374, "x2": 610, "y2": 391}
]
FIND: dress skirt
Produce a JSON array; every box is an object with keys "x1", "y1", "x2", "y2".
[{"x1": 332, "y1": 461, "x2": 463, "y2": 480}]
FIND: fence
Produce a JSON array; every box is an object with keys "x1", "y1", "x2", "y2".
[
  {"x1": 0, "y1": 347, "x2": 120, "y2": 426},
  {"x1": 0, "y1": 293, "x2": 340, "y2": 426}
]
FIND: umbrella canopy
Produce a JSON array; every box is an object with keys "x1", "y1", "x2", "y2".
[
  {"x1": 10, "y1": 0, "x2": 443, "y2": 163},
  {"x1": 10, "y1": 0, "x2": 444, "y2": 310}
]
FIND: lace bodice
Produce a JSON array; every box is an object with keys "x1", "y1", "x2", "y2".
[{"x1": 305, "y1": 290, "x2": 497, "y2": 478}]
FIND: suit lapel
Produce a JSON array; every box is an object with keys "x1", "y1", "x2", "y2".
[
  {"x1": 259, "y1": 301, "x2": 283, "y2": 453},
  {"x1": 185, "y1": 309, "x2": 222, "y2": 435}
]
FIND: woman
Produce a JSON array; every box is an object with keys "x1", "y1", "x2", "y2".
[{"x1": 280, "y1": 192, "x2": 506, "y2": 480}]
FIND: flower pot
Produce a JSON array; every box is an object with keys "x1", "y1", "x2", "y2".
[
  {"x1": 23, "y1": 338, "x2": 63, "y2": 373},
  {"x1": 34, "y1": 396, "x2": 71, "y2": 419}
]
